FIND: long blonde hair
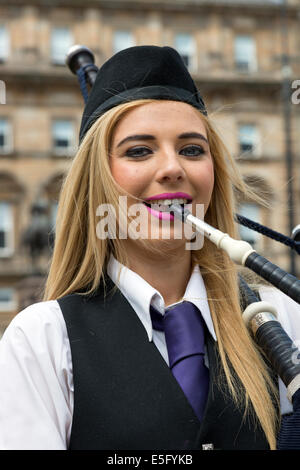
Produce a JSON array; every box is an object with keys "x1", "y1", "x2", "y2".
[{"x1": 44, "y1": 99, "x2": 279, "y2": 449}]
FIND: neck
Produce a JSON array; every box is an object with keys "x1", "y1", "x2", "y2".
[{"x1": 123, "y1": 243, "x2": 193, "y2": 306}]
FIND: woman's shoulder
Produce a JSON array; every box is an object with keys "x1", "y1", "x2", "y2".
[{"x1": 1, "y1": 299, "x2": 67, "y2": 346}]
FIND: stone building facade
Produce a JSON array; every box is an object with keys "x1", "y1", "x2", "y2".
[{"x1": 0, "y1": 0, "x2": 300, "y2": 333}]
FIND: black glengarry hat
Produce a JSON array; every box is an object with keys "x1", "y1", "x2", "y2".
[{"x1": 79, "y1": 45, "x2": 207, "y2": 142}]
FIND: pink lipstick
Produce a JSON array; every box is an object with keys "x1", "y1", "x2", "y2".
[
  {"x1": 144, "y1": 192, "x2": 192, "y2": 201},
  {"x1": 143, "y1": 192, "x2": 192, "y2": 220}
]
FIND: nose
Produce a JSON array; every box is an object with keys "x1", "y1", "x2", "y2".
[{"x1": 155, "y1": 150, "x2": 186, "y2": 184}]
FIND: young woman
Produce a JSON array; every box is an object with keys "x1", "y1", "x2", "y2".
[{"x1": 1, "y1": 46, "x2": 300, "y2": 450}]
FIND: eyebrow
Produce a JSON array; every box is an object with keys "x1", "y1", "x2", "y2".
[
  {"x1": 117, "y1": 134, "x2": 155, "y2": 148},
  {"x1": 116, "y1": 132, "x2": 208, "y2": 148},
  {"x1": 178, "y1": 132, "x2": 208, "y2": 144}
]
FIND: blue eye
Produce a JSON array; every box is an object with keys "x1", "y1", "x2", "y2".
[
  {"x1": 180, "y1": 145, "x2": 205, "y2": 157},
  {"x1": 125, "y1": 146, "x2": 152, "y2": 158}
]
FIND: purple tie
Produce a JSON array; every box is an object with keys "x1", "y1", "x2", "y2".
[{"x1": 150, "y1": 301, "x2": 209, "y2": 422}]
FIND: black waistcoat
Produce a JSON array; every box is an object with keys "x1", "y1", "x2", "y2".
[{"x1": 58, "y1": 277, "x2": 270, "y2": 450}]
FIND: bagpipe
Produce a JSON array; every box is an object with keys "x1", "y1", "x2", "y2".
[{"x1": 66, "y1": 45, "x2": 300, "y2": 449}]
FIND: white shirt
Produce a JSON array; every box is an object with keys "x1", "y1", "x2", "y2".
[{"x1": 0, "y1": 255, "x2": 300, "y2": 450}]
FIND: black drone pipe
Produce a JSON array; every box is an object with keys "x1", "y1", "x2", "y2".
[{"x1": 66, "y1": 45, "x2": 98, "y2": 103}]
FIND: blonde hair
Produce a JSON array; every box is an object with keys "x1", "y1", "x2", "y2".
[{"x1": 44, "y1": 99, "x2": 279, "y2": 449}]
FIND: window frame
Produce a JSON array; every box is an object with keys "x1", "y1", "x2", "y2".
[
  {"x1": 0, "y1": 118, "x2": 13, "y2": 154},
  {"x1": 238, "y1": 202, "x2": 261, "y2": 248},
  {"x1": 0, "y1": 25, "x2": 9, "y2": 62},
  {"x1": 234, "y1": 35, "x2": 257, "y2": 73},
  {"x1": 174, "y1": 33, "x2": 197, "y2": 72},
  {"x1": 50, "y1": 27, "x2": 73, "y2": 65},
  {"x1": 0, "y1": 288, "x2": 17, "y2": 312},
  {"x1": 0, "y1": 201, "x2": 14, "y2": 258},
  {"x1": 238, "y1": 123, "x2": 261, "y2": 158},
  {"x1": 51, "y1": 118, "x2": 76, "y2": 156},
  {"x1": 113, "y1": 30, "x2": 135, "y2": 54}
]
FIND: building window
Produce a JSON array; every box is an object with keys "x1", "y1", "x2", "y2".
[
  {"x1": 238, "y1": 203, "x2": 260, "y2": 247},
  {"x1": 0, "y1": 119, "x2": 12, "y2": 153},
  {"x1": 0, "y1": 202, "x2": 14, "y2": 257},
  {"x1": 234, "y1": 35, "x2": 256, "y2": 72},
  {"x1": 113, "y1": 31, "x2": 135, "y2": 54},
  {"x1": 238, "y1": 123, "x2": 260, "y2": 157},
  {"x1": 174, "y1": 33, "x2": 196, "y2": 70},
  {"x1": 51, "y1": 27, "x2": 73, "y2": 65},
  {"x1": 50, "y1": 201, "x2": 58, "y2": 229},
  {"x1": 52, "y1": 119, "x2": 75, "y2": 156},
  {"x1": 0, "y1": 25, "x2": 9, "y2": 62},
  {"x1": 0, "y1": 288, "x2": 16, "y2": 312}
]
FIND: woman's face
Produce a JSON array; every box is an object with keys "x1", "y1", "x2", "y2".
[{"x1": 109, "y1": 100, "x2": 214, "y2": 245}]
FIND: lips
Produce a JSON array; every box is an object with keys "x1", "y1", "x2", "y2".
[
  {"x1": 144, "y1": 192, "x2": 192, "y2": 203},
  {"x1": 142, "y1": 193, "x2": 192, "y2": 220},
  {"x1": 143, "y1": 193, "x2": 192, "y2": 211}
]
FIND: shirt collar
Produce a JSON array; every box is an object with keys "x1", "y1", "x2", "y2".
[{"x1": 107, "y1": 254, "x2": 217, "y2": 342}]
